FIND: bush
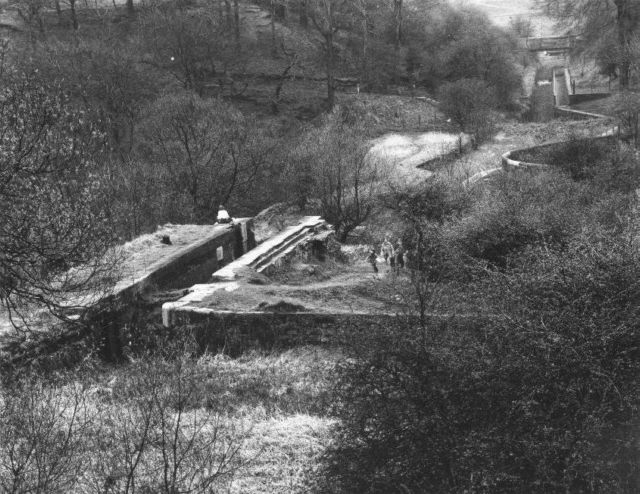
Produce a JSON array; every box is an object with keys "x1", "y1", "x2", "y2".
[
  {"x1": 0, "y1": 346, "x2": 249, "y2": 494},
  {"x1": 512, "y1": 136, "x2": 640, "y2": 192},
  {"x1": 438, "y1": 78, "x2": 498, "y2": 147},
  {"x1": 286, "y1": 113, "x2": 386, "y2": 241},
  {"x1": 444, "y1": 170, "x2": 588, "y2": 268},
  {"x1": 134, "y1": 92, "x2": 276, "y2": 225},
  {"x1": 441, "y1": 164, "x2": 640, "y2": 271},
  {"x1": 315, "y1": 229, "x2": 640, "y2": 493},
  {"x1": 543, "y1": 136, "x2": 613, "y2": 181},
  {"x1": 404, "y1": 4, "x2": 521, "y2": 105}
]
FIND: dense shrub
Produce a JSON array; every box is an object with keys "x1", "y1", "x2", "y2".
[
  {"x1": 404, "y1": 4, "x2": 521, "y2": 105},
  {"x1": 438, "y1": 78, "x2": 498, "y2": 146},
  {"x1": 442, "y1": 166, "x2": 640, "y2": 269},
  {"x1": 444, "y1": 171, "x2": 587, "y2": 268},
  {"x1": 383, "y1": 178, "x2": 477, "y2": 281},
  {"x1": 316, "y1": 229, "x2": 640, "y2": 493},
  {"x1": 541, "y1": 136, "x2": 613, "y2": 181},
  {"x1": 511, "y1": 137, "x2": 640, "y2": 191},
  {"x1": 314, "y1": 141, "x2": 640, "y2": 492}
]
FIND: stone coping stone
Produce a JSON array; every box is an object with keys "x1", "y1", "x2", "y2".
[
  {"x1": 63, "y1": 219, "x2": 251, "y2": 310},
  {"x1": 162, "y1": 216, "x2": 327, "y2": 325},
  {"x1": 211, "y1": 216, "x2": 324, "y2": 281}
]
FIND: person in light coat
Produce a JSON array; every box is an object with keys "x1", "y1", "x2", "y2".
[{"x1": 216, "y1": 205, "x2": 233, "y2": 224}]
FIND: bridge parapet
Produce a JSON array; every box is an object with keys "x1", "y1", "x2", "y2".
[{"x1": 526, "y1": 35, "x2": 577, "y2": 52}]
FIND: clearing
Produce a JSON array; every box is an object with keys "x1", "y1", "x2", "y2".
[
  {"x1": 370, "y1": 131, "x2": 470, "y2": 184},
  {"x1": 190, "y1": 255, "x2": 408, "y2": 315}
]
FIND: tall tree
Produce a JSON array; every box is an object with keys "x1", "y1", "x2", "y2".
[
  {"x1": 299, "y1": 0, "x2": 308, "y2": 26},
  {"x1": 288, "y1": 113, "x2": 386, "y2": 240},
  {"x1": 537, "y1": 0, "x2": 640, "y2": 87},
  {"x1": 136, "y1": 93, "x2": 267, "y2": 222},
  {"x1": 233, "y1": 0, "x2": 240, "y2": 40},
  {"x1": 392, "y1": 0, "x2": 402, "y2": 49},
  {"x1": 141, "y1": 7, "x2": 235, "y2": 96},
  {"x1": 0, "y1": 73, "x2": 117, "y2": 326},
  {"x1": 307, "y1": 0, "x2": 358, "y2": 108}
]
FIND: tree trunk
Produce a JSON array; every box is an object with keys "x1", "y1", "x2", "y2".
[
  {"x1": 326, "y1": 40, "x2": 335, "y2": 109},
  {"x1": 299, "y1": 0, "x2": 308, "y2": 27},
  {"x1": 224, "y1": 0, "x2": 232, "y2": 26},
  {"x1": 325, "y1": 0, "x2": 336, "y2": 109},
  {"x1": 126, "y1": 0, "x2": 134, "y2": 15},
  {"x1": 69, "y1": 0, "x2": 78, "y2": 30},
  {"x1": 361, "y1": 11, "x2": 368, "y2": 84},
  {"x1": 270, "y1": 0, "x2": 277, "y2": 55},
  {"x1": 393, "y1": 0, "x2": 403, "y2": 50},
  {"x1": 233, "y1": 0, "x2": 240, "y2": 41},
  {"x1": 616, "y1": 0, "x2": 632, "y2": 88},
  {"x1": 620, "y1": 60, "x2": 630, "y2": 87},
  {"x1": 54, "y1": 0, "x2": 62, "y2": 24}
]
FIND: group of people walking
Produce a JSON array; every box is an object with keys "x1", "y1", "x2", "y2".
[{"x1": 367, "y1": 236, "x2": 406, "y2": 274}]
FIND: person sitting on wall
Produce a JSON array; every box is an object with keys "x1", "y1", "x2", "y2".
[{"x1": 216, "y1": 205, "x2": 233, "y2": 224}]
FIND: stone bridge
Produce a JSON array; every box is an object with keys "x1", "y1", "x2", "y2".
[{"x1": 525, "y1": 35, "x2": 577, "y2": 53}]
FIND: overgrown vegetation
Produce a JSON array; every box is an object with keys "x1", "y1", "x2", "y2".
[
  {"x1": 0, "y1": 342, "x2": 339, "y2": 493},
  {"x1": 5, "y1": 0, "x2": 640, "y2": 492},
  {"x1": 0, "y1": 0, "x2": 524, "y2": 322},
  {"x1": 314, "y1": 139, "x2": 640, "y2": 493},
  {"x1": 438, "y1": 78, "x2": 498, "y2": 147},
  {"x1": 318, "y1": 234, "x2": 640, "y2": 492}
]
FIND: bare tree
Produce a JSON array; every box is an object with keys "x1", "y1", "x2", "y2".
[
  {"x1": 392, "y1": 0, "x2": 402, "y2": 50},
  {"x1": 0, "y1": 72, "x2": 118, "y2": 329},
  {"x1": 0, "y1": 381, "x2": 90, "y2": 493},
  {"x1": 307, "y1": 0, "x2": 358, "y2": 108},
  {"x1": 151, "y1": 357, "x2": 244, "y2": 493},
  {"x1": 136, "y1": 92, "x2": 266, "y2": 223},
  {"x1": 290, "y1": 114, "x2": 385, "y2": 240},
  {"x1": 271, "y1": 41, "x2": 300, "y2": 113},
  {"x1": 11, "y1": 0, "x2": 47, "y2": 39},
  {"x1": 141, "y1": 6, "x2": 235, "y2": 95},
  {"x1": 91, "y1": 353, "x2": 246, "y2": 493}
]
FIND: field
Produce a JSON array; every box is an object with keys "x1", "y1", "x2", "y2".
[{"x1": 0, "y1": 345, "x2": 341, "y2": 494}]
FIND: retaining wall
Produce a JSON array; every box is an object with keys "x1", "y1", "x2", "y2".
[
  {"x1": 84, "y1": 220, "x2": 255, "y2": 359},
  {"x1": 502, "y1": 134, "x2": 618, "y2": 172},
  {"x1": 553, "y1": 68, "x2": 570, "y2": 106},
  {"x1": 569, "y1": 93, "x2": 610, "y2": 105},
  {"x1": 554, "y1": 106, "x2": 607, "y2": 120},
  {"x1": 108, "y1": 220, "x2": 255, "y2": 305},
  {"x1": 169, "y1": 309, "x2": 418, "y2": 352}
]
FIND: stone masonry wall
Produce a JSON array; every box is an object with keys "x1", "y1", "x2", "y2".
[
  {"x1": 130, "y1": 220, "x2": 256, "y2": 295},
  {"x1": 170, "y1": 309, "x2": 418, "y2": 352}
]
